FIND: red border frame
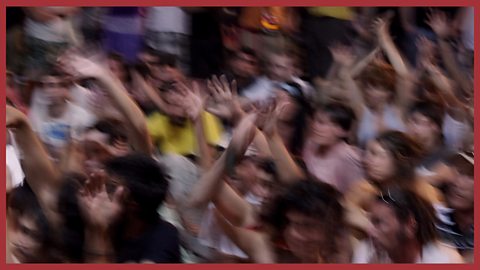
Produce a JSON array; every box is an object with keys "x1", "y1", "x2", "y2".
[{"x1": 2, "y1": 0, "x2": 478, "y2": 269}]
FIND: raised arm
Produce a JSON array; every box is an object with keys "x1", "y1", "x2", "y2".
[
  {"x1": 186, "y1": 113, "x2": 257, "y2": 208},
  {"x1": 427, "y1": 10, "x2": 473, "y2": 99},
  {"x1": 215, "y1": 209, "x2": 276, "y2": 263},
  {"x1": 178, "y1": 80, "x2": 213, "y2": 169},
  {"x1": 58, "y1": 55, "x2": 152, "y2": 155},
  {"x1": 6, "y1": 105, "x2": 61, "y2": 225},
  {"x1": 329, "y1": 44, "x2": 365, "y2": 119},
  {"x1": 257, "y1": 102, "x2": 305, "y2": 184},
  {"x1": 374, "y1": 17, "x2": 415, "y2": 110},
  {"x1": 131, "y1": 69, "x2": 170, "y2": 114}
]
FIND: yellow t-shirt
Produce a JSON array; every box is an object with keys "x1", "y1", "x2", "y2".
[
  {"x1": 147, "y1": 111, "x2": 223, "y2": 156},
  {"x1": 307, "y1": 7, "x2": 354, "y2": 21}
]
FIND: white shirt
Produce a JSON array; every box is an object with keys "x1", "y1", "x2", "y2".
[
  {"x1": 29, "y1": 101, "x2": 96, "y2": 150},
  {"x1": 145, "y1": 7, "x2": 191, "y2": 35},
  {"x1": 240, "y1": 76, "x2": 276, "y2": 103},
  {"x1": 6, "y1": 143, "x2": 25, "y2": 188},
  {"x1": 461, "y1": 7, "x2": 474, "y2": 51},
  {"x1": 352, "y1": 240, "x2": 464, "y2": 263},
  {"x1": 24, "y1": 7, "x2": 76, "y2": 42}
]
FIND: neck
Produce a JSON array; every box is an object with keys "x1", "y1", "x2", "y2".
[
  {"x1": 453, "y1": 209, "x2": 474, "y2": 233},
  {"x1": 48, "y1": 101, "x2": 67, "y2": 118},
  {"x1": 388, "y1": 239, "x2": 422, "y2": 263}
]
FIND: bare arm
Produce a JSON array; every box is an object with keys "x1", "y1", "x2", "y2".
[
  {"x1": 329, "y1": 44, "x2": 365, "y2": 119},
  {"x1": 59, "y1": 55, "x2": 152, "y2": 155},
  {"x1": 258, "y1": 103, "x2": 305, "y2": 183},
  {"x1": 374, "y1": 17, "x2": 415, "y2": 110},
  {"x1": 187, "y1": 114, "x2": 257, "y2": 208},
  {"x1": 215, "y1": 210, "x2": 276, "y2": 263},
  {"x1": 131, "y1": 70, "x2": 170, "y2": 114},
  {"x1": 427, "y1": 11, "x2": 473, "y2": 99},
  {"x1": 6, "y1": 106, "x2": 61, "y2": 225}
]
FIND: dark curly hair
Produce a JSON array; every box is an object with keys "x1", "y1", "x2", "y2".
[
  {"x1": 373, "y1": 131, "x2": 423, "y2": 186},
  {"x1": 260, "y1": 179, "x2": 346, "y2": 262}
]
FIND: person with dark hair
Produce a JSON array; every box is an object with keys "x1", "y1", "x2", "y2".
[
  {"x1": 406, "y1": 101, "x2": 453, "y2": 177},
  {"x1": 302, "y1": 102, "x2": 363, "y2": 193},
  {"x1": 327, "y1": 17, "x2": 416, "y2": 148},
  {"x1": 345, "y1": 131, "x2": 442, "y2": 236},
  {"x1": 259, "y1": 179, "x2": 352, "y2": 263},
  {"x1": 187, "y1": 117, "x2": 353, "y2": 263},
  {"x1": 82, "y1": 153, "x2": 180, "y2": 263},
  {"x1": 225, "y1": 47, "x2": 264, "y2": 101},
  {"x1": 435, "y1": 152, "x2": 474, "y2": 262},
  {"x1": 144, "y1": 70, "x2": 223, "y2": 157},
  {"x1": 352, "y1": 188, "x2": 463, "y2": 263},
  {"x1": 7, "y1": 183, "x2": 62, "y2": 263},
  {"x1": 269, "y1": 81, "x2": 311, "y2": 157}
]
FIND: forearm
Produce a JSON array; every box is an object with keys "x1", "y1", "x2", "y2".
[
  {"x1": 95, "y1": 72, "x2": 151, "y2": 154},
  {"x1": 438, "y1": 40, "x2": 472, "y2": 97},
  {"x1": 11, "y1": 121, "x2": 60, "y2": 195},
  {"x1": 215, "y1": 210, "x2": 275, "y2": 263},
  {"x1": 214, "y1": 182, "x2": 256, "y2": 227},
  {"x1": 379, "y1": 31, "x2": 409, "y2": 77},
  {"x1": 132, "y1": 72, "x2": 170, "y2": 114},
  {"x1": 187, "y1": 151, "x2": 228, "y2": 208},
  {"x1": 194, "y1": 115, "x2": 213, "y2": 169},
  {"x1": 267, "y1": 133, "x2": 304, "y2": 184}
]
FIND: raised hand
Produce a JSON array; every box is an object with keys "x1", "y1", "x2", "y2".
[
  {"x1": 6, "y1": 105, "x2": 28, "y2": 129},
  {"x1": 177, "y1": 80, "x2": 206, "y2": 121},
  {"x1": 57, "y1": 52, "x2": 108, "y2": 80},
  {"x1": 228, "y1": 113, "x2": 258, "y2": 159},
  {"x1": 416, "y1": 35, "x2": 437, "y2": 65},
  {"x1": 372, "y1": 16, "x2": 391, "y2": 45},
  {"x1": 206, "y1": 75, "x2": 243, "y2": 122},
  {"x1": 426, "y1": 10, "x2": 450, "y2": 39},
  {"x1": 329, "y1": 44, "x2": 355, "y2": 67},
  {"x1": 78, "y1": 180, "x2": 124, "y2": 231}
]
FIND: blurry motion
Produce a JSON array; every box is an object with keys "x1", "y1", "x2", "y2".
[
  {"x1": 22, "y1": 7, "x2": 81, "y2": 73},
  {"x1": 352, "y1": 188, "x2": 463, "y2": 263},
  {"x1": 302, "y1": 103, "x2": 363, "y2": 193},
  {"x1": 435, "y1": 152, "x2": 474, "y2": 263},
  {"x1": 144, "y1": 7, "x2": 192, "y2": 74},
  {"x1": 345, "y1": 131, "x2": 442, "y2": 235},
  {"x1": 102, "y1": 7, "x2": 144, "y2": 63},
  {"x1": 27, "y1": 68, "x2": 96, "y2": 161}
]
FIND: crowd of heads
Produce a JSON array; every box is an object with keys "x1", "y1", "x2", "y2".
[{"x1": 5, "y1": 6, "x2": 474, "y2": 264}]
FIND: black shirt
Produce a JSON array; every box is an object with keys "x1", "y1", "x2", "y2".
[{"x1": 116, "y1": 218, "x2": 181, "y2": 263}]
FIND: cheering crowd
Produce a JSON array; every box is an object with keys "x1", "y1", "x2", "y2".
[{"x1": 6, "y1": 7, "x2": 474, "y2": 263}]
